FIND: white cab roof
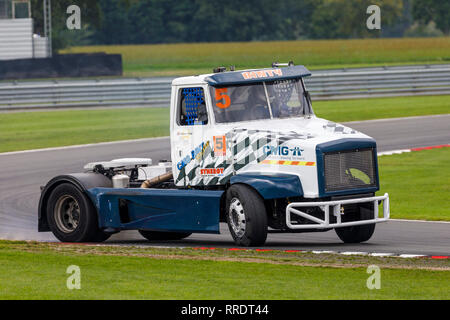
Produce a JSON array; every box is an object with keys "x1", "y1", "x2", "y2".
[{"x1": 172, "y1": 74, "x2": 212, "y2": 86}]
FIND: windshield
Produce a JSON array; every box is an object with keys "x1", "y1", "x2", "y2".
[{"x1": 210, "y1": 78, "x2": 313, "y2": 123}]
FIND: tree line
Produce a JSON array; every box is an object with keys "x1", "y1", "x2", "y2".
[{"x1": 30, "y1": 0, "x2": 450, "y2": 51}]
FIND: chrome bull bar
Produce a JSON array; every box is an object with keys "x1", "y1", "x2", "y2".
[{"x1": 286, "y1": 193, "x2": 390, "y2": 230}]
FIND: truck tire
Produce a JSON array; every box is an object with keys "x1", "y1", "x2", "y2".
[
  {"x1": 138, "y1": 230, "x2": 192, "y2": 241},
  {"x1": 226, "y1": 184, "x2": 268, "y2": 247},
  {"x1": 335, "y1": 205, "x2": 375, "y2": 243},
  {"x1": 46, "y1": 183, "x2": 110, "y2": 243}
]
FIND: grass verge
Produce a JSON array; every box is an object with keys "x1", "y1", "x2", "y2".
[
  {"x1": 313, "y1": 95, "x2": 450, "y2": 123},
  {"x1": 0, "y1": 107, "x2": 170, "y2": 153},
  {"x1": 61, "y1": 38, "x2": 450, "y2": 77},
  {"x1": 377, "y1": 147, "x2": 450, "y2": 221},
  {"x1": 0, "y1": 241, "x2": 448, "y2": 300},
  {"x1": 1, "y1": 95, "x2": 449, "y2": 153}
]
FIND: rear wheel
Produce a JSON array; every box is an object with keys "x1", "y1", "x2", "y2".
[
  {"x1": 335, "y1": 204, "x2": 376, "y2": 243},
  {"x1": 46, "y1": 183, "x2": 110, "y2": 242},
  {"x1": 138, "y1": 230, "x2": 192, "y2": 241},
  {"x1": 226, "y1": 184, "x2": 267, "y2": 247}
]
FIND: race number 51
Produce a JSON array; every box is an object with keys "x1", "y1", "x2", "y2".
[{"x1": 214, "y1": 136, "x2": 226, "y2": 156}]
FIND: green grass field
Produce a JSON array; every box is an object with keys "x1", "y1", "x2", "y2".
[
  {"x1": 0, "y1": 107, "x2": 170, "y2": 153},
  {"x1": 313, "y1": 95, "x2": 450, "y2": 123},
  {"x1": 62, "y1": 37, "x2": 450, "y2": 77},
  {"x1": 378, "y1": 147, "x2": 450, "y2": 221},
  {"x1": 0, "y1": 241, "x2": 448, "y2": 300},
  {"x1": 0, "y1": 95, "x2": 448, "y2": 153}
]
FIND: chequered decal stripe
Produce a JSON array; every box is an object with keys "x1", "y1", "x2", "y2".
[
  {"x1": 247, "y1": 129, "x2": 313, "y2": 140},
  {"x1": 176, "y1": 128, "x2": 313, "y2": 186},
  {"x1": 323, "y1": 121, "x2": 356, "y2": 134},
  {"x1": 233, "y1": 137, "x2": 250, "y2": 155},
  {"x1": 218, "y1": 133, "x2": 276, "y2": 184},
  {"x1": 176, "y1": 167, "x2": 186, "y2": 183},
  {"x1": 261, "y1": 160, "x2": 316, "y2": 166}
]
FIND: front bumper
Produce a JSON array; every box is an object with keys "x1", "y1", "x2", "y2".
[{"x1": 286, "y1": 193, "x2": 389, "y2": 230}]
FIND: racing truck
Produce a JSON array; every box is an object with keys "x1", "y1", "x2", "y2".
[{"x1": 38, "y1": 62, "x2": 390, "y2": 246}]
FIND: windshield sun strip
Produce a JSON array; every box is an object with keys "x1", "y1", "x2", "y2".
[
  {"x1": 300, "y1": 78, "x2": 313, "y2": 115},
  {"x1": 263, "y1": 82, "x2": 273, "y2": 119}
]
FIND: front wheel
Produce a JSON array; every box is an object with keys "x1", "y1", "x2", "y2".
[
  {"x1": 225, "y1": 184, "x2": 268, "y2": 247},
  {"x1": 334, "y1": 204, "x2": 376, "y2": 243},
  {"x1": 46, "y1": 183, "x2": 110, "y2": 242}
]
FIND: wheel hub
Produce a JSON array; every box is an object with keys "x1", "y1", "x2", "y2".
[
  {"x1": 54, "y1": 195, "x2": 80, "y2": 233},
  {"x1": 228, "y1": 198, "x2": 246, "y2": 237}
]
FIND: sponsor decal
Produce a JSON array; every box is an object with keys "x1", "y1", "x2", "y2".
[
  {"x1": 241, "y1": 69, "x2": 283, "y2": 80},
  {"x1": 176, "y1": 130, "x2": 192, "y2": 135},
  {"x1": 199, "y1": 167, "x2": 225, "y2": 176},
  {"x1": 213, "y1": 135, "x2": 226, "y2": 156},
  {"x1": 194, "y1": 140, "x2": 210, "y2": 162},
  {"x1": 177, "y1": 154, "x2": 191, "y2": 171},
  {"x1": 176, "y1": 130, "x2": 192, "y2": 141},
  {"x1": 261, "y1": 160, "x2": 315, "y2": 166},
  {"x1": 177, "y1": 141, "x2": 211, "y2": 170},
  {"x1": 263, "y1": 145, "x2": 304, "y2": 157}
]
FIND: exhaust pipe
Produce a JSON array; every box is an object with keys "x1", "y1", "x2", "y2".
[{"x1": 140, "y1": 171, "x2": 173, "y2": 188}]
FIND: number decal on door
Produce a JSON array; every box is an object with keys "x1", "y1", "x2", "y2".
[
  {"x1": 214, "y1": 136, "x2": 226, "y2": 156},
  {"x1": 215, "y1": 88, "x2": 231, "y2": 109}
]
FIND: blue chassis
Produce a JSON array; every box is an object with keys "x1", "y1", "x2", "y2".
[
  {"x1": 87, "y1": 188, "x2": 224, "y2": 234},
  {"x1": 85, "y1": 173, "x2": 304, "y2": 234}
]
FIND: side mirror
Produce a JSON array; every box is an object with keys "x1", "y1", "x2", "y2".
[{"x1": 197, "y1": 103, "x2": 208, "y2": 124}]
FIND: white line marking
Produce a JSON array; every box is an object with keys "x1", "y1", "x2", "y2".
[
  {"x1": 369, "y1": 253, "x2": 395, "y2": 257},
  {"x1": 312, "y1": 250, "x2": 336, "y2": 254},
  {"x1": 339, "y1": 251, "x2": 368, "y2": 255},
  {"x1": 399, "y1": 254, "x2": 427, "y2": 258},
  {"x1": 378, "y1": 149, "x2": 411, "y2": 156}
]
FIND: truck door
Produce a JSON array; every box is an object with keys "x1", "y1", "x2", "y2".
[{"x1": 171, "y1": 86, "x2": 211, "y2": 187}]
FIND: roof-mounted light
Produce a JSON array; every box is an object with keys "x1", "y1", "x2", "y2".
[
  {"x1": 213, "y1": 67, "x2": 227, "y2": 73},
  {"x1": 272, "y1": 61, "x2": 295, "y2": 68}
]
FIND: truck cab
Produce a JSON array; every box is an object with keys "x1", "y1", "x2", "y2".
[{"x1": 38, "y1": 63, "x2": 389, "y2": 246}]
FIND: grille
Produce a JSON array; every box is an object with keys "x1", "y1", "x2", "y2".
[{"x1": 323, "y1": 148, "x2": 377, "y2": 192}]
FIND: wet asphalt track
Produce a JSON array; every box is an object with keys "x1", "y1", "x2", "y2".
[{"x1": 0, "y1": 115, "x2": 449, "y2": 255}]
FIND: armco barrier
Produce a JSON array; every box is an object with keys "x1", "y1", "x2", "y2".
[{"x1": 0, "y1": 64, "x2": 449, "y2": 110}]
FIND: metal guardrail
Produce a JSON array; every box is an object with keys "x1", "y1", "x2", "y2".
[
  {"x1": 0, "y1": 64, "x2": 449, "y2": 110},
  {"x1": 307, "y1": 65, "x2": 450, "y2": 100}
]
